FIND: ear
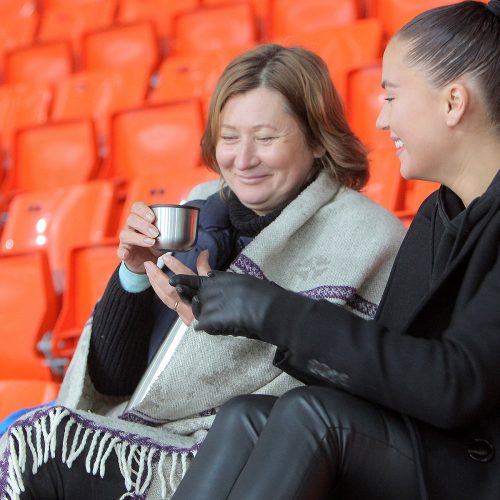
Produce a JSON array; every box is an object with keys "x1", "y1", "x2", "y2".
[{"x1": 444, "y1": 83, "x2": 468, "y2": 127}]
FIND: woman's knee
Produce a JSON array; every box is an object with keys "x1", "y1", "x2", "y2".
[
  {"x1": 271, "y1": 385, "x2": 342, "y2": 415},
  {"x1": 269, "y1": 385, "x2": 374, "y2": 431},
  {"x1": 215, "y1": 394, "x2": 277, "y2": 431}
]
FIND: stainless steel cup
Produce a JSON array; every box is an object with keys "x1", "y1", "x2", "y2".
[{"x1": 150, "y1": 204, "x2": 200, "y2": 251}]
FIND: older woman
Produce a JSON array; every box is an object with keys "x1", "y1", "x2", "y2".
[{"x1": 1, "y1": 44, "x2": 404, "y2": 499}]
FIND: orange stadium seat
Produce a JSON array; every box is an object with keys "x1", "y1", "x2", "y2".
[
  {"x1": 0, "y1": 12, "x2": 38, "y2": 81},
  {"x1": 81, "y1": 21, "x2": 161, "y2": 72},
  {"x1": 0, "y1": 142, "x2": 4, "y2": 187},
  {"x1": 50, "y1": 239, "x2": 119, "y2": 365},
  {"x1": 116, "y1": 0, "x2": 198, "y2": 40},
  {"x1": 0, "y1": 180, "x2": 119, "y2": 292},
  {"x1": 0, "y1": 0, "x2": 37, "y2": 17},
  {"x1": 170, "y1": 3, "x2": 257, "y2": 55},
  {"x1": 3, "y1": 40, "x2": 74, "y2": 86},
  {"x1": 149, "y1": 45, "x2": 253, "y2": 118},
  {"x1": 346, "y1": 64, "x2": 393, "y2": 151},
  {"x1": 200, "y1": 0, "x2": 270, "y2": 39},
  {"x1": 106, "y1": 100, "x2": 204, "y2": 183},
  {"x1": 363, "y1": 147, "x2": 404, "y2": 212},
  {"x1": 51, "y1": 66, "x2": 150, "y2": 147},
  {"x1": 1, "y1": 119, "x2": 99, "y2": 207},
  {"x1": 0, "y1": 379, "x2": 60, "y2": 421},
  {"x1": 268, "y1": 0, "x2": 358, "y2": 39},
  {"x1": 37, "y1": 0, "x2": 118, "y2": 60},
  {"x1": 0, "y1": 251, "x2": 60, "y2": 380},
  {"x1": 0, "y1": 81, "x2": 52, "y2": 167},
  {"x1": 372, "y1": 0, "x2": 477, "y2": 38},
  {"x1": 273, "y1": 18, "x2": 384, "y2": 101}
]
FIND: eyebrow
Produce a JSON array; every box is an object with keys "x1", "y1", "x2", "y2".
[
  {"x1": 220, "y1": 124, "x2": 279, "y2": 130},
  {"x1": 381, "y1": 80, "x2": 399, "y2": 89}
]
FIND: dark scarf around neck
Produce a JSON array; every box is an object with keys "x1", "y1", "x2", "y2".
[{"x1": 227, "y1": 193, "x2": 285, "y2": 237}]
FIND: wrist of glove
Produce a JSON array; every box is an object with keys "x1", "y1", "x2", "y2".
[{"x1": 170, "y1": 271, "x2": 306, "y2": 345}]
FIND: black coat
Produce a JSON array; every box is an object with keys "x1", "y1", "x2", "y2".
[{"x1": 273, "y1": 171, "x2": 500, "y2": 499}]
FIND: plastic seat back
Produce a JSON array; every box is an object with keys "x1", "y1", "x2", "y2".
[
  {"x1": 107, "y1": 100, "x2": 204, "y2": 183},
  {"x1": 362, "y1": 147, "x2": 404, "y2": 212},
  {"x1": 117, "y1": 0, "x2": 198, "y2": 39},
  {"x1": 51, "y1": 66, "x2": 150, "y2": 145},
  {"x1": 51, "y1": 239, "x2": 119, "y2": 362},
  {"x1": 4, "y1": 40, "x2": 74, "y2": 86},
  {"x1": 149, "y1": 46, "x2": 252, "y2": 118},
  {"x1": 346, "y1": 65, "x2": 393, "y2": 151},
  {"x1": 0, "y1": 251, "x2": 59, "y2": 380},
  {"x1": 201, "y1": 0, "x2": 270, "y2": 38},
  {"x1": 0, "y1": 11, "x2": 38, "y2": 81},
  {"x1": 4, "y1": 119, "x2": 99, "y2": 198},
  {"x1": 171, "y1": 3, "x2": 257, "y2": 55},
  {"x1": 373, "y1": 0, "x2": 464, "y2": 37},
  {"x1": 0, "y1": 0, "x2": 37, "y2": 17},
  {"x1": 274, "y1": 18, "x2": 383, "y2": 101},
  {"x1": 37, "y1": 0, "x2": 118, "y2": 58},
  {"x1": 269, "y1": 0, "x2": 358, "y2": 39},
  {"x1": 0, "y1": 81, "x2": 51, "y2": 165},
  {"x1": 81, "y1": 21, "x2": 160, "y2": 72},
  {"x1": 0, "y1": 379, "x2": 60, "y2": 421},
  {"x1": 0, "y1": 180, "x2": 118, "y2": 292}
]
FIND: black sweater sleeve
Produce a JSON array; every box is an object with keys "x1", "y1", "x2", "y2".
[{"x1": 88, "y1": 267, "x2": 155, "y2": 396}]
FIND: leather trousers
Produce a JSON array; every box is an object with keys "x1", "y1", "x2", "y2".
[{"x1": 173, "y1": 386, "x2": 421, "y2": 500}]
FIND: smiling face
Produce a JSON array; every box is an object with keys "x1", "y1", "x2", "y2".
[
  {"x1": 215, "y1": 87, "x2": 321, "y2": 215},
  {"x1": 376, "y1": 38, "x2": 451, "y2": 182}
]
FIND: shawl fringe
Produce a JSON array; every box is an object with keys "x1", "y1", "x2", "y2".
[{"x1": 0, "y1": 406, "x2": 197, "y2": 500}]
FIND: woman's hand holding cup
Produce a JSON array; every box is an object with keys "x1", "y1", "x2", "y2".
[{"x1": 118, "y1": 201, "x2": 164, "y2": 274}]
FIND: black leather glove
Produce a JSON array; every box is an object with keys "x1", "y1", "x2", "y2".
[
  {"x1": 169, "y1": 274, "x2": 203, "y2": 305},
  {"x1": 170, "y1": 271, "x2": 310, "y2": 345}
]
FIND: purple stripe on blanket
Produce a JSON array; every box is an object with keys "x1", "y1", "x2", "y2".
[
  {"x1": 230, "y1": 254, "x2": 267, "y2": 279},
  {"x1": 120, "y1": 407, "x2": 217, "y2": 427},
  {"x1": 301, "y1": 286, "x2": 378, "y2": 318},
  {"x1": 0, "y1": 404, "x2": 204, "y2": 494},
  {"x1": 0, "y1": 448, "x2": 10, "y2": 493},
  {"x1": 119, "y1": 411, "x2": 167, "y2": 427},
  {"x1": 231, "y1": 256, "x2": 377, "y2": 318}
]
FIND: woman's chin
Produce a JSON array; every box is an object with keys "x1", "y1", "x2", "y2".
[{"x1": 236, "y1": 196, "x2": 275, "y2": 214}]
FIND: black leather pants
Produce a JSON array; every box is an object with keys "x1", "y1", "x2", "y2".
[{"x1": 173, "y1": 386, "x2": 421, "y2": 500}]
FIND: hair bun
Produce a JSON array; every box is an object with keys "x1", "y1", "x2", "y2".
[{"x1": 487, "y1": 0, "x2": 500, "y2": 16}]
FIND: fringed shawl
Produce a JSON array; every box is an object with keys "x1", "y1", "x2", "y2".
[{"x1": 0, "y1": 171, "x2": 406, "y2": 499}]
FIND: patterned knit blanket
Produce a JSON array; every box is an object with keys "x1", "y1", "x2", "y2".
[{"x1": 0, "y1": 171, "x2": 405, "y2": 499}]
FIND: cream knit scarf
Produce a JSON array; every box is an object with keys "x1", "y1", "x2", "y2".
[{"x1": 0, "y1": 171, "x2": 405, "y2": 499}]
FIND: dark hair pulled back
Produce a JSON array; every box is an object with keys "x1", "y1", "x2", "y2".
[{"x1": 396, "y1": 1, "x2": 500, "y2": 132}]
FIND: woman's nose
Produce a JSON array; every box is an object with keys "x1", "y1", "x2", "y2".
[
  {"x1": 234, "y1": 141, "x2": 258, "y2": 170},
  {"x1": 376, "y1": 103, "x2": 389, "y2": 130}
]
